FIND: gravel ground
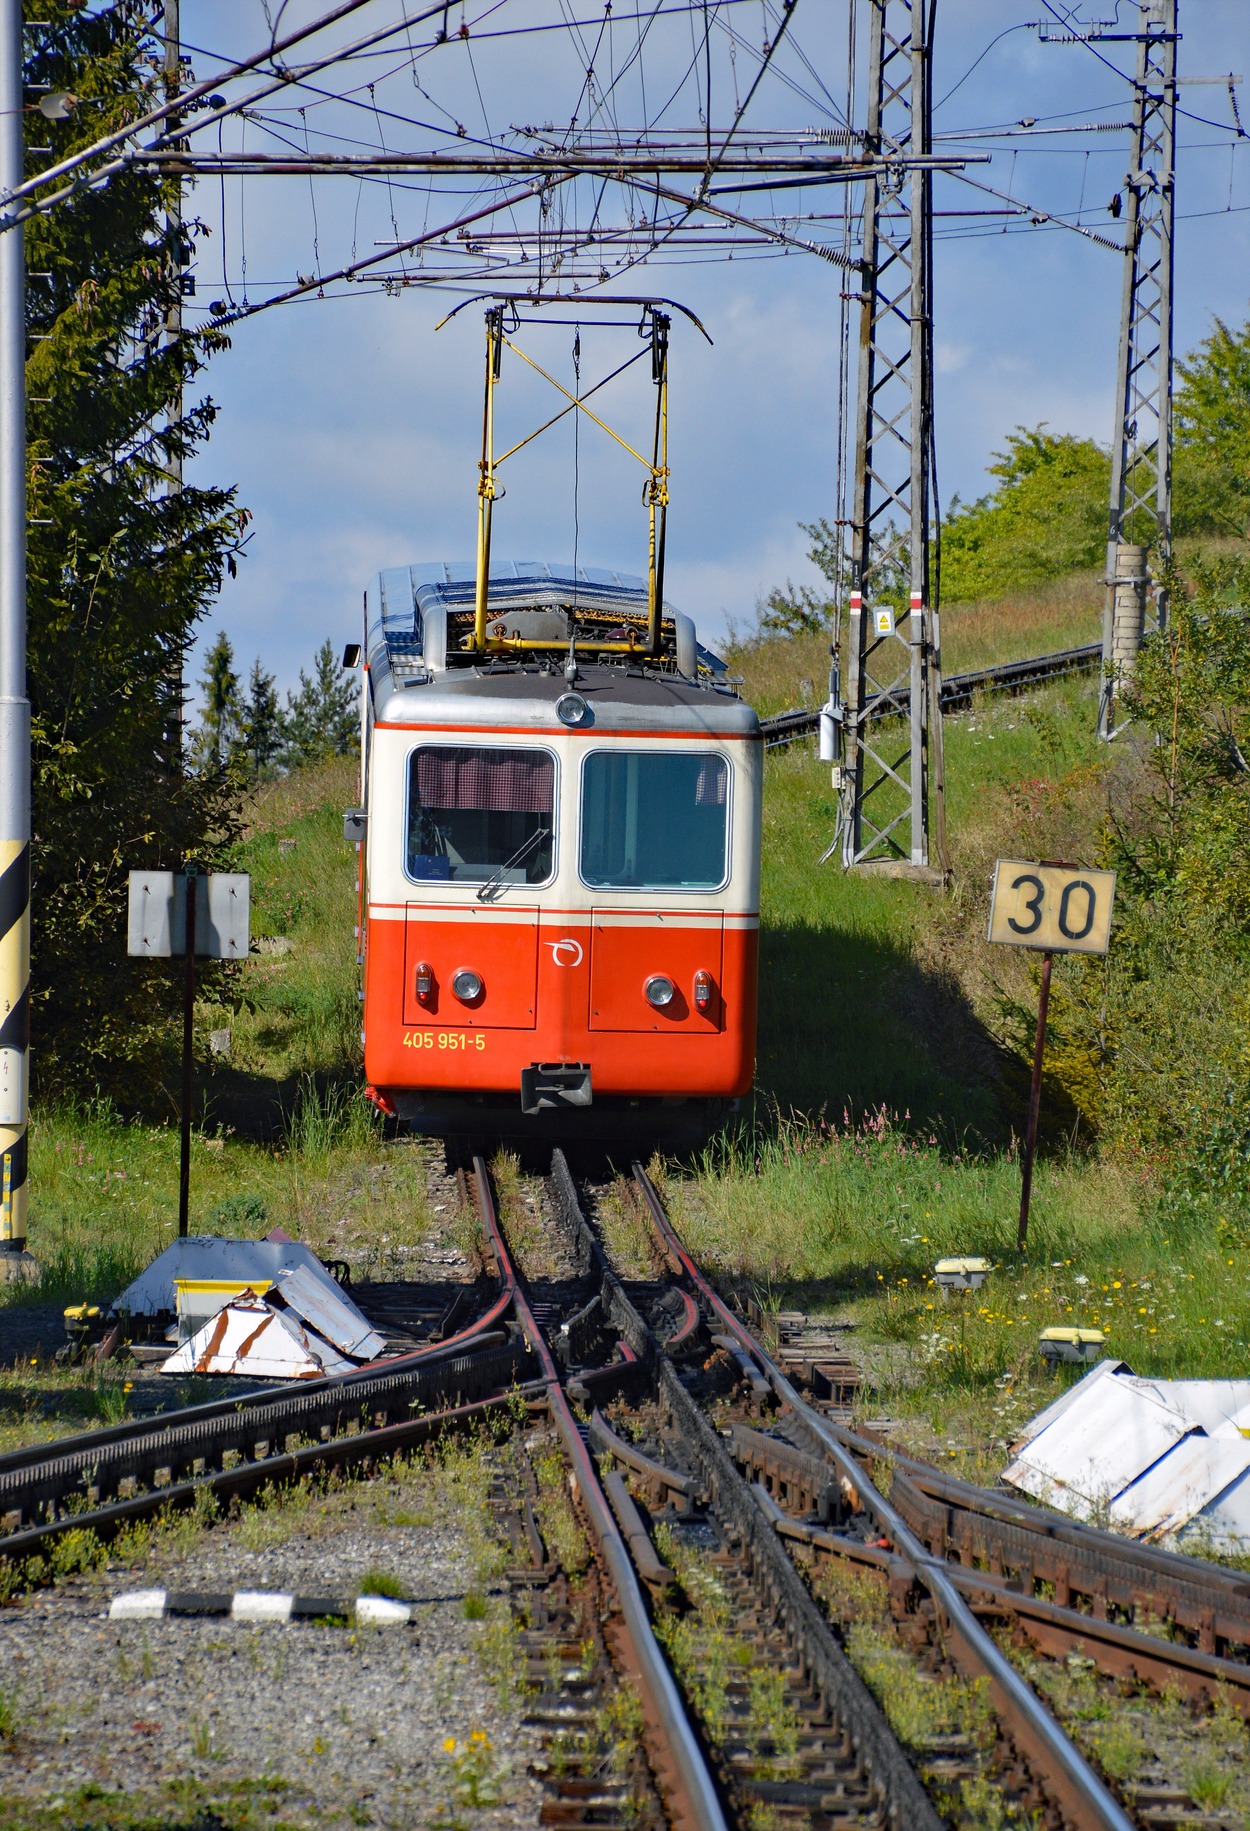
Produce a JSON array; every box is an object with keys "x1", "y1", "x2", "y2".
[{"x1": 0, "y1": 1463, "x2": 544, "y2": 1831}]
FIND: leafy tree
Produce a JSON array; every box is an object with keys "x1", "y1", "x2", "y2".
[
  {"x1": 759, "y1": 520, "x2": 838, "y2": 636},
  {"x1": 1036, "y1": 556, "x2": 1250, "y2": 1194},
  {"x1": 938, "y1": 429, "x2": 1110, "y2": 603},
  {"x1": 1174, "y1": 316, "x2": 1250, "y2": 540},
  {"x1": 190, "y1": 632, "x2": 242, "y2": 772},
  {"x1": 240, "y1": 659, "x2": 283, "y2": 778},
  {"x1": 280, "y1": 641, "x2": 359, "y2": 767},
  {"x1": 24, "y1": 3, "x2": 248, "y2": 1089}
]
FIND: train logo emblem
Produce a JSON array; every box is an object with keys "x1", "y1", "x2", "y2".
[{"x1": 546, "y1": 938, "x2": 584, "y2": 968}]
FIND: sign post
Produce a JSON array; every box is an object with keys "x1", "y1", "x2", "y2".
[
  {"x1": 128, "y1": 871, "x2": 249, "y2": 1237},
  {"x1": 987, "y1": 860, "x2": 1116, "y2": 1250}
]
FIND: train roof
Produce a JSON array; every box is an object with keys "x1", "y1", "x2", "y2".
[{"x1": 367, "y1": 560, "x2": 756, "y2": 737}]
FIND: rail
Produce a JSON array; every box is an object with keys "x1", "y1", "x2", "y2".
[
  {"x1": 628, "y1": 1161, "x2": 1136, "y2": 1831},
  {"x1": 466, "y1": 1153, "x2": 729, "y2": 1831},
  {"x1": 0, "y1": 1256, "x2": 521, "y2": 1561},
  {"x1": 547, "y1": 1149, "x2": 946, "y2": 1830},
  {"x1": 760, "y1": 641, "x2": 1101, "y2": 749}
]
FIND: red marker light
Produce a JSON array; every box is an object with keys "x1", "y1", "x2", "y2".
[
  {"x1": 693, "y1": 970, "x2": 713, "y2": 1013},
  {"x1": 414, "y1": 962, "x2": 435, "y2": 1007}
]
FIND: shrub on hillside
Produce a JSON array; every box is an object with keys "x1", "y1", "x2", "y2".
[
  {"x1": 939, "y1": 429, "x2": 1110, "y2": 604},
  {"x1": 1030, "y1": 558, "x2": 1250, "y2": 1188},
  {"x1": 1174, "y1": 317, "x2": 1250, "y2": 541}
]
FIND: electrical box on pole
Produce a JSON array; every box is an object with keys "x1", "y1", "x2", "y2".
[
  {"x1": 840, "y1": 0, "x2": 946, "y2": 880},
  {"x1": 1098, "y1": 0, "x2": 1177, "y2": 740}
]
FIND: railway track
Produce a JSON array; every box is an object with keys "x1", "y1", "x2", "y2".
[
  {"x1": 1, "y1": 1151, "x2": 1247, "y2": 1827},
  {"x1": 759, "y1": 642, "x2": 1101, "y2": 750}
]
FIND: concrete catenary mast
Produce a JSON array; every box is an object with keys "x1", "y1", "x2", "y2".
[
  {"x1": 841, "y1": 0, "x2": 946, "y2": 877},
  {"x1": 1098, "y1": 0, "x2": 1177, "y2": 740}
]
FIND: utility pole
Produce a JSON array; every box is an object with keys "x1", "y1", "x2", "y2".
[
  {"x1": 1098, "y1": 0, "x2": 1177, "y2": 739},
  {"x1": 0, "y1": 0, "x2": 31, "y2": 1265},
  {"x1": 162, "y1": 0, "x2": 186, "y2": 764},
  {"x1": 841, "y1": 0, "x2": 946, "y2": 878}
]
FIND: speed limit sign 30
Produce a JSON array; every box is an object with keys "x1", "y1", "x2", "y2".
[
  {"x1": 988, "y1": 861, "x2": 1116, "y2": 956},
  {"x1": 987, "y1": 859, "x2": 1116, "y2": 1249}
]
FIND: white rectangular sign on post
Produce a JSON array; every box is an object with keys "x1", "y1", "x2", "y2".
[
  {"x1": 127, "y1": 873, "x2": 251, "y2": 959},
  {"x1": 987, "y1": 860, "x2": 1116, "y2": 956}
]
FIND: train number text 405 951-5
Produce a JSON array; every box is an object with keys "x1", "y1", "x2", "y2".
[{"x1": 402, "y1": 1030, "x2": 486, "y2": 1050}]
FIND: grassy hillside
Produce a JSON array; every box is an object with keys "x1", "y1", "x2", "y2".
[
  {"x1": 11, "y1": 570, "x2": 1249, "y2": 1483},
  {"x1": 729, "y1": 571, "x2": 1102, "y2": 719}
]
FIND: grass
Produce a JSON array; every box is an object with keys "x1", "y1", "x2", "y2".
[
  {"x1": 357, "y1": 1568, "x2": 406, "y2": 1600},
  {"x1": 1022, "y1": 1654, "x2": 1250, "y2": 1818},
  {"x1": 664, "y1": 643, "x2": 1246, "y2": 1469},
  {"x1": 724, "y1": 571, "x2": 1103, "y2": 720},
  {"x1": 652, "y1": 1519, "x2": 804, "y2": 1787},
  {"x1": 7, "y1": 575, "x2": 1243, "y2": 1503},
  {"x1": 667, "y1": 1103, "x2": 1250, "y2": 1472}
]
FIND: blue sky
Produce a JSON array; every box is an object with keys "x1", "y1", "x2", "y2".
[{"x1": 176, "y1": 1, "x2": 1249, "y2": 704}]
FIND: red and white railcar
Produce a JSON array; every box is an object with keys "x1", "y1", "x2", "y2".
[{"x1": 353, "y1": 562, "x2": 761, "y2": 1143}]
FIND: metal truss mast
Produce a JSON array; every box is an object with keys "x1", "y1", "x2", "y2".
[
  {"x1": 1098, "y1": 0, "x2": 1177, "y2": 740},
  {"x1": 840, "y1": 0, "x2": 945, "y2": 877}
]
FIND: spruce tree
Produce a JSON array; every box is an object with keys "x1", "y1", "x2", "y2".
[
  {"x1": 24, "y1": 3, "x2": 248, "y2": 1088},
  {"x1": 241, "y1": 659, "x2": 282, "y2": 778},
  {"x1": 190, "y1": 632, "x2": 242, "y2": 771},
  {"x1": 280, "y1": 641, "x2": 359, "y2": 768}
]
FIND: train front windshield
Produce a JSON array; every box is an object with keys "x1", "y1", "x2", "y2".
[
  {"x1": 407, "y1": 745, "x2": 555, "y2": 884},
  {"x1": 580, "y1": 751, "x2": 729, "y2": 890}
]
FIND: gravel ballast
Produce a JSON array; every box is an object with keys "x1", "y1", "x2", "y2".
[{"x1": 0, "y1": 1464, "x2": 545, "y2": 1829}]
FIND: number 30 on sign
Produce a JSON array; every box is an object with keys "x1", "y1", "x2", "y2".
[{"x1": 987, "y1": 861, "x2": 1116, "y2": 956}]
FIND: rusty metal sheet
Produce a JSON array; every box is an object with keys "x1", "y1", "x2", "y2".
[
  {"x1": 270, "y1": 1265, "x2": 386, "y2": 1360},
  {"x1": 160, "y1": 1295, "x2": 357, "y2": 1380}
]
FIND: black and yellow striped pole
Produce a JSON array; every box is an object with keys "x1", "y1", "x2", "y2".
[
  {"x1": 0, "y1": 0, "x2": 33, "y2": 1267},
  {"x1": 0, "y1": 840, "x2": 28, "y2": 1255}
]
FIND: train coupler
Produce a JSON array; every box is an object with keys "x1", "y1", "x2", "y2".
[{"x1": 520, "y1": 1063, "x2": 592, "y2": 1114}]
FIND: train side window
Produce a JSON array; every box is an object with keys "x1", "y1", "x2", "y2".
[
  {"x1": 580, "y1": 751, "x2": 729, "y2": 891},
  {"x1": 406, "y1": 745, "x2": 556, "y2": 885}
]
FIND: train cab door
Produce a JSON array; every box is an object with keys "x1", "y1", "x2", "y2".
[{"x1": 402, "y1": 906, "x2": 539, "y2": 1029}]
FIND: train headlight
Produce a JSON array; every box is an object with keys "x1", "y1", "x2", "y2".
[
  {"x1": 555, "y1": 691, "x2": 591, "y2": 727},
  {"x1": 644, "y1": 974, "x2": 675, "y2": 1009},
  {"x1": 693, "y1": 970, "x2": 713, "y2": 1013},
  {"x1": 414, "y1": 962, "x2": 435, "y2": 1007},
  {"x1": 451, "y1": 968, "x2": 484, "y2": 1004}
]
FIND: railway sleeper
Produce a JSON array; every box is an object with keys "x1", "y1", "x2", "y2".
[
  {"x1": 891, "y1": 1472, "x2": 1250, "y2": 1666},
  {"x1": 484, "y1": 1442, "x2": 668, "y2": 1830}
]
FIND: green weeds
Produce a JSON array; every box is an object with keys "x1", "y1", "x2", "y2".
[
  {"x1": 357, "y1": 1568, "x2": 405, "y2": 1599},
  {"x1": 652, "y1": 1521, "x2": 803, "y2": 1785}
]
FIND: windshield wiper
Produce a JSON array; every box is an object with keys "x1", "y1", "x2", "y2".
[{"x1": 475, "y1": 827, "x2": 551, "y2": 902}]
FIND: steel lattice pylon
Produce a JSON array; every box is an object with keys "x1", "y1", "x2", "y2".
[
  {"x1": 840, "y1": 0, "x2": 945, "y2": 875},
  {"x1": 1098, "y1": 0, "x2": 1177, "y2": 740}
]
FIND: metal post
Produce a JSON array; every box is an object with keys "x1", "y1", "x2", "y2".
[
  {"x1": 1017, "y1": 950, "x2": 1054, "y2": 1252},
  {"x1": 162, "y1": 0, "x2": 185, "y2": 763},
  {"x1": 179, "y1": 867, "x2": 197, "y2": 1239},
  {"x1": 0, "y1": 0, "x2": 32, "y2": 1264},
  {"x1": 841, "y1": 0, "x2": 944, "y2": 877},
  {"x1": 1098, "y1": 0, "x2": 1176, "y2": 739}
]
